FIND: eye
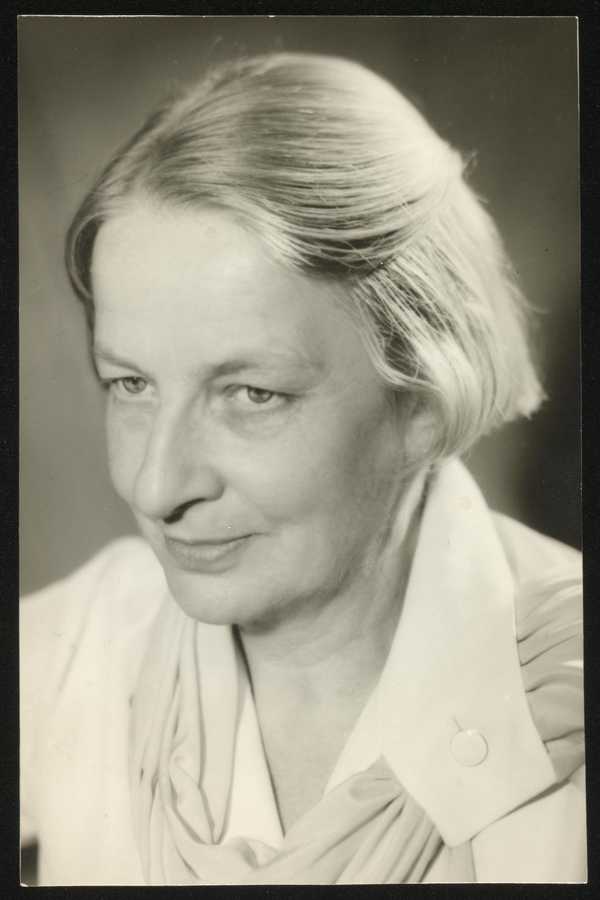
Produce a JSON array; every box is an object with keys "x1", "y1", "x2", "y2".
[
  {"x1": 112, "y1": 376, "x2": 149, "y2": 395},
  {"x1": 245, "y1": 386, "x2": 275, "y2": 405},
  {"x1": 222, "y1": 383, "x2": 293, "y2": 415}
]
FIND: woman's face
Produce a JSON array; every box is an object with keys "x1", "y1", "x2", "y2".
[{"x1": 91, "y1": 198, "x2": 412, "y2": 627}]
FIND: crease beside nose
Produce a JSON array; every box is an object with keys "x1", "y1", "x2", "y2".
[{"x1": 132, "y1": 409, "x2": 224, "y2": 520}]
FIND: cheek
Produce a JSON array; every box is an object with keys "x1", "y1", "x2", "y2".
[
  {"x1": 320, "y1": 400, "x2": 400, "y2": 517},
  {"x1": 104, "y1": 406, "x2": 147, "y2": 502},
  {"x1": 235, "y1": 396, "x2": 400, "y2": 528}
]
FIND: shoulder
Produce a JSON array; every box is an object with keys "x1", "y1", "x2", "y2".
[
  {"x1": 20, "y1": 538, "x2": 166, "y2": 847},
  {"x1": 474, "y1": 515, "x2": 586, "y2": 881},
  {"x1": 492, "y1": 513, "x2": 582, "y2": 668},
  {"x1": 492, "y1": 512, "x2": 581, "y2": 582},
  {"x1": 21, "y1": 536, "x2": 163, "y2": 619},
  {"x1": 20, "y1": 537, "x2": 166, "y2": 689},
  {"x1": 492, "y1": 514, "x2": 582, "y2": 681}
]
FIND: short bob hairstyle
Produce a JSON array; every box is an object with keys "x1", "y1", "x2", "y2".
[{"x1": 66, "y1": 52, "x2": 543, "y2": 463}]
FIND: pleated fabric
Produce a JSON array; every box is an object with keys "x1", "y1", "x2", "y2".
[
  {"x1": 129, "y1": 571, "x2": 583, "y2": 885},
  {"x1": 515, "y1": 570, "x2": 584, "y2": 783}
]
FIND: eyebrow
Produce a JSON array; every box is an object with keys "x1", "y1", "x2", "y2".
[
  {"x1": 93, "y1": 346, "x2": 141, "y2": 370},
  {"x1": 92, "y1": 344, "x2": 323, "y2": 379}
]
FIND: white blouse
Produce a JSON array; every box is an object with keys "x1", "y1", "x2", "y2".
[{"x1": 20, "y1": 460, "x2": 585, "y2": 884}]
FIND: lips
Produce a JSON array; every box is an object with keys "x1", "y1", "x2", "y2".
[{"x1": 163, "y1": 534, "x2": 253, "y2": 572}]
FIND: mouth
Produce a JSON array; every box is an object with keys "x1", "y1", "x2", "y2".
[{"x1": 163, "y1": 534, "x2": 254, "y2": 572}]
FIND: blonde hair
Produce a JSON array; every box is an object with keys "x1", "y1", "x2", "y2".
[{"x1": 66, "y1": 52, "x2": 543, "y2": 462}]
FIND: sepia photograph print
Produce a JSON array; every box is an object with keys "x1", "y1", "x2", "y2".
[{"x1": 19, "y1": 15, "x2": 584, "y2": 885}]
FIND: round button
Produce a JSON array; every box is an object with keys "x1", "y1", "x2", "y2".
[{"x1": 451, "y1": 729, "x2": 488, "y2": 767}]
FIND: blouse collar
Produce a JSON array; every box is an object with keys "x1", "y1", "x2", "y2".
[{"x1": 325, "y1": 458, "x2": 556, "y2": 846}]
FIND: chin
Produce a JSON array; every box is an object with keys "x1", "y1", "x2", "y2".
[{"x1": 162, "y1": 566, "x2": 276, "y2": 627}]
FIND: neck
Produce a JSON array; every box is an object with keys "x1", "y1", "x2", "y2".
[{"x1": 238, "y1": 466, "x2": 429, "y2": 708}]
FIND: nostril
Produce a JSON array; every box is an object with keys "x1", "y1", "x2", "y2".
[
  {"x1": 163, "y1": 499, "x2": 199, "y2": 525},
  {"x1": 163, "y1": 509, "x2": 183, "y2": 526}
]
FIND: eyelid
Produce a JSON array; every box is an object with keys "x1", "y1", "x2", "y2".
[
  {"x1": 104, "y1": 375, "x2": 153, "y2": 399},
  {"x1": 230, "y1": 385, "x2": 295, "y2": 414},
  {"x1": 226, "y1": 383, "x2": 287, "y2": 398}
]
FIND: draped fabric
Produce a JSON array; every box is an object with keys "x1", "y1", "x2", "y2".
[
  {"x1": 515, "y1": 570, "x2": 584, "y2": 783},
  {"x1": 129, "y1": 571, "x2": 583, "y2": 885}
]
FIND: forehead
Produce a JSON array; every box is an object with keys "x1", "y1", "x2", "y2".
[
  {"x1": 92, "y1": 200, "x2": 296, "y2": 312},
  {"x1": 90, "y1": 199, "x2": 371, "y2": 378}
]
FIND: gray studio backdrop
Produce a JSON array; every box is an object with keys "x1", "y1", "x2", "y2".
[{"x1": 19, "y1": 16, "x2": 580, "y2": 595}]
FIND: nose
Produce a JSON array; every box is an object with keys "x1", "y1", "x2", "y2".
[{"x1": 131, "y1": 403, "x2": 225, "y2": 522}]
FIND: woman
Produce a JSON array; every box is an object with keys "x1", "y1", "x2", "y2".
[{"x1": 20, "y1": 53, "x2": 584, "y2": 884}]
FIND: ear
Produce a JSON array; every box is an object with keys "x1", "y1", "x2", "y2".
[{"x1": 397, "y1": 394, "x2": 439, "y2": 468}]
